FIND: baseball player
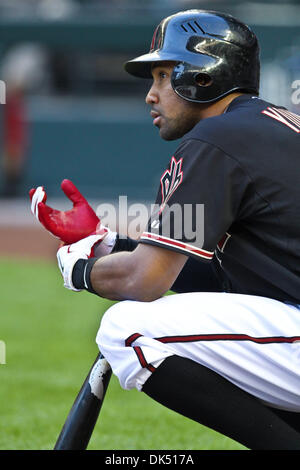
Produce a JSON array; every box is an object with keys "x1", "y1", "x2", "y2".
[{"x1": 30, "y1": 10, "x2": 300, "y2": 449}]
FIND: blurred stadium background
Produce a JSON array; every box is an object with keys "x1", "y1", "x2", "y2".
[
  {"x1": 0, "y1": 0, "x2": 300, "y2": 256},
  {"x1": 0, "y1": 0, "x2": 300, "y2": 202},
  {"x1": 0, "y1": 0, "x2": 300, "y2": 222},
  {"x1": 0, "y1": 0, "x2": 299, "y2": 450}
]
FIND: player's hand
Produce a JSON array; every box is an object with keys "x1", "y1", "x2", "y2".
[
  {"x1": 57, "y1": 233, "x2": 106, "y2": 291},
  {"x1": 29, "y1": 179, "x2": 100, "y2": 244}
]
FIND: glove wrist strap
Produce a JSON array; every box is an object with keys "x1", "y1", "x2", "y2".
[
  {"x1": 112, "y1": 234, "x2": 138, "y2": 253},
  {"x1": 72, "y1": 258, "x2": 98, "y2": 294}
]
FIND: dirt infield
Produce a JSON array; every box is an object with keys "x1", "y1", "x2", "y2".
[
  {"x1": 0, "y1": 197, "x2": 147, "y2": 259},
  {"x1": 0, "y1": 225, "x2": 60, "y2": 259},
  {"x1": 0, "y1": 198, "x2": 60, "y2": 259}
]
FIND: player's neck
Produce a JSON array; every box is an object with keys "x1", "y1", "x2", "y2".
[{"x1": 198, "y1": 92, "x2": 244, "y2": 120}]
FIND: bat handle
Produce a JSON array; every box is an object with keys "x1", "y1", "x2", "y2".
[{"x1": 54, "y1": 353, "x2": 112, "y2": 450}]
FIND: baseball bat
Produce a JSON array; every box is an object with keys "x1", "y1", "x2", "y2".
[{"x1": 54, "y1": 352, "x2": 112, "y2": 450}]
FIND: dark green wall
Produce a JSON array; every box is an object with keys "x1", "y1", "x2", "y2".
[
  {"x1": 24, "y1": 114, "x2": 178, "y2": 200},
  {"x1": 1, "y1": 16, "x2": 299, "y2": 200}
]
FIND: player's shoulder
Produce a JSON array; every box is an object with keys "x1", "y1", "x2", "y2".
[{"x1": 181, "y1": 94, "x2": 280, "y2": 150}]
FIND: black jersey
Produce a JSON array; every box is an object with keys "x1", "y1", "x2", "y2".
[{"x1": 139, "y1": 94, "x2": 300, "y2": 304}]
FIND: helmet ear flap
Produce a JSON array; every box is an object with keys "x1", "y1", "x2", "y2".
[
  {"x1": 195, "y1": 72, "x2": 213, "y2": 88},
  {"x1": 171, "y1": 62, "x2": 218, "y2": 102}
]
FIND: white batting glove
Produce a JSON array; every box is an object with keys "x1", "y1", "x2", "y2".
[
  {"x1": 57, "y1": 233, "x2": 107, "y2": 292},
  {"x1": 94, "y1": 222, "x2": 117, "y2": 257}
]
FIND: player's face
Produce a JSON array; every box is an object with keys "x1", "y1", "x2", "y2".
[{"x1": 145, "y1": 62, "x2": 201, "y2": 141}]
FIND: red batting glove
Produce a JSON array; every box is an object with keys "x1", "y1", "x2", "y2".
[{"x1": 29, "y1": 179, "x2": 100, "y2": 244}]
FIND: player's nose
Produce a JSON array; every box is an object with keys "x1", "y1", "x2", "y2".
[{"x1": 145, "y1": 83, "x2": 159, "y2": 105}]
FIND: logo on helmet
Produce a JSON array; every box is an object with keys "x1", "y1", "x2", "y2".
[{"x1": 150, "y1": 26, "x2": 163, "y2": 52}]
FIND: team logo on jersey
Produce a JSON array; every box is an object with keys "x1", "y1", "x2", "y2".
[
  {"x1": 262, "y1": 107, "x2": 300, "y2": 133},
  {"x1": 160, "y1": 156, "x2": 183, "y2": 213},
  {"x1": 217, "y1": 232, "x2": 231, "y2": 252}
]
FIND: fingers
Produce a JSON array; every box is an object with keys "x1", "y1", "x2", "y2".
[
  {"x1": 38, "y1": 203, "x2": 64, "y2": 240},
  {"x1": 61, "y1": 179, "x2": 86, "y2": 205},
  {"x1": 29, "y1": 188, "x2": 35, "y2": 201},
  {"x1": 30, "y1": 186, "x2": 47, "y2": 220},
  {"x1": 37, "y1": 201, "x2": 55, "y2": 223}
]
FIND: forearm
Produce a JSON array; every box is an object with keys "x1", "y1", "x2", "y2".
[
  {"x1": 90, "y1": 245, "x2": 187, "y2": 302},
  {"x1": 89, "y1": 251, "x2": 140, "y2": 301},
  {"x1": 59, "y1": 237, "x2": 187, "y2": 302},
  {"x1": 110, "y1": 237, "x2": 220, "y2": 294},
  {"x1": 91, "y1": 237, "x2": 147, "y2": 300}
]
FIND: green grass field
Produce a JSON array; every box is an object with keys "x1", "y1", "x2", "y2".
[{"x1": 0, "y1": 257, "x2": 246, "y2": 450}]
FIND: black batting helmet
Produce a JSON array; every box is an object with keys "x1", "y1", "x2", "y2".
[{"x1": 124, "y1": 9, "x2": 260, "y2": 103}]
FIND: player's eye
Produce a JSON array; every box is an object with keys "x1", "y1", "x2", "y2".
[
  {"x1": 152, "y1": 68, "x2": 168, "y2": 81},
  {"x1": 151, "y1": 66, "x2": 169, "y2": 82},
  {"x1": 158, "y1": 70, "x2": 167, "y2": 79}
]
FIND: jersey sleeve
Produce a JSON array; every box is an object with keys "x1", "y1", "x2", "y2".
[{"x1": 139, "y1": 138, "x2": 252, "y2": 261}]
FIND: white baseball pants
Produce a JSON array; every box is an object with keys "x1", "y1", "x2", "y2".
[{"x1": 96, "y1": 292, "x2": 300, "y2": 412}]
